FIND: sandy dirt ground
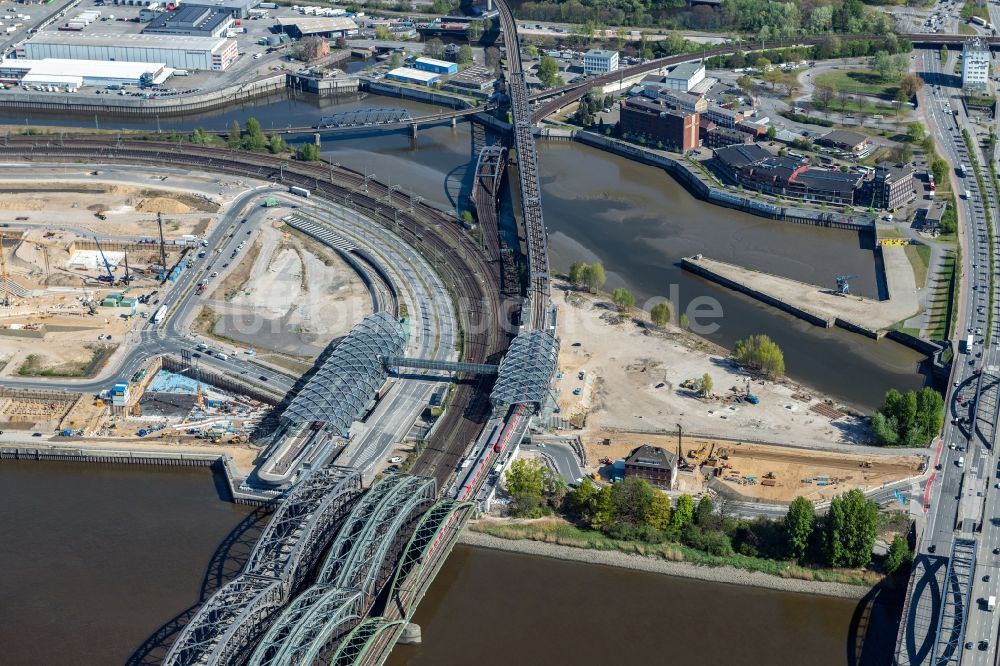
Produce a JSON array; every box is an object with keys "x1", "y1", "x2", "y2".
[
  {"x1": 0, "y1": 182, "x2": 219, "y2": 239},
  {"x1": 582, "y1": 431, "x2": 924, "y2": 503},
  {"x1": 0, "y1": 313, "x2": 135, "y2": 378},
  {"x1": 553, "y1": 285, "x2": 868, "y2": 449},
  {"x1": 204, "y1": 219, "x2": 372, "y2": 358}
]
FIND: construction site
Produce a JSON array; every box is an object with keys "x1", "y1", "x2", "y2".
[
  {"x1": 548, "y1": 284, "x2": 926, "y2": 504},
  {"x1": 192, "y1": 214, "x2": 372, "y2": 372},
  {"x1": 582, "y1": 431, "x2": 924, "y2": 503}
]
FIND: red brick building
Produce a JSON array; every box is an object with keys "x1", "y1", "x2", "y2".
[{"x1": 620, "y1": 97, "x2": 699, "y2": 153}]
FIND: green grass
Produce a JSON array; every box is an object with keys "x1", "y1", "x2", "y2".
[
  {"x1": 471, "y1": 519, "x2": 883, "y2": 587},
  {"x1": 814, "y1": 70, "x2": 900, "y2": 99},
  {"x1": 905, "y1": 243, "x2": 932, "y2": 288}
]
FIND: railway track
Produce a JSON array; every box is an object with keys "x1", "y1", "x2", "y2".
[{"x1": 0, "y1": 137, "x2": 507, "y2": 488}]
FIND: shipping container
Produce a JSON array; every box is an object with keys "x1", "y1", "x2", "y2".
[{"x1": 289, "y1": 185, "x2": 311, "y2": 198}]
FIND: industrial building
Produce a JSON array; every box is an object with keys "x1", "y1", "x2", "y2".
[
  {"x1": 143, "y1": 6, "x2": 235, "y2": 38},
  {"x1": 702, "y1": 104, "x2": 744, "y2": 129},
  {"x1": 17, "y1": 33, "x2": 239, "y2": 71},
  {"x1": 624, "y1": 445, "x2": 678, "y2": 490},
  {"x1": 276, "y1": 16, "x2": 358, "y2": 39},
  {"x1": 713, "y1": 144, "x2": 863, "y2": 205},
  {"x1": 962, "y1": 37, "x2": 990, "y2": 90},
  {"x1": 583, "y1": 48, "x2": 618, "y2": 76},
  {"x1": 657, "y1": 89, "x2": 706, "y2": 114},
  {"x1": 413, "y1": 56, "x2": 457, "y2": 75},
  {"x1": 386, "y1": 66, "x2": 440, "y2": 86},
  {"x1": 702, "y1": 125, "x2": 753, "y2": 148},
  {"x1": 183, "y1": 0, "x2": 260, "y2": 19},
  {"x1": 815, "y1": 129, "x2": 871, "y2": 155},
  {"x1": 664, "y1": 61, "x2": 705, "y2": 91},
  {"x1": 444, "y1": 64, "x2": 496, "y2": 98},
  {"x1": 0, "y1": 58, "x2": 168, "y2": 87},
  {"x1": 619, "y1": 96, "x2": 699, "y2": 153},
  {"x1": 873, "y1": 162, "x2": 916, "y2": 210}
]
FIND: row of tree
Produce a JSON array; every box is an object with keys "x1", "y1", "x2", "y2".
[
  {"x1": 871, "y1": 387, "x2": 944, "y2": 447},
  {"x1": 548, "y1": 471, "x2": 911, "y2": 572},
  {"x1": 227, "y1": 118, "x2": 286, "y2": 155},
  {"x1": 733, "y1": 334, "x2": 785, "y2": 379}
]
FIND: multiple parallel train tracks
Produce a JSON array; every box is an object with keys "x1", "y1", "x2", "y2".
[{"x1": 0, "y1": 136, "x2": 507, "y2": 487}]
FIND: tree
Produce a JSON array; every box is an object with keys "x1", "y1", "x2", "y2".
[
  {"x1": 679, "y1": 313, "x2": 689, "y2": 330},
  {"x1": 267, "y1": 133, "x2": 286, "y2": 154},
  {"x1": 885, "y1": 534, "x2": 912, "y2": 574},
  {"x1": 755, "y1": 57, "x2": 771, "y2": 72},
  {"x1": 931, "y1": 158, "x2": 949, "y2": 184},
  {"x1": 374, "y1": 24, "x2": 391, "y2": 40},
  {"x1": 671, "y1": 494, "x2": 695, "y2": 530},
  {"x1": 611, "y1": 287, "x2": 635, "y2": 314},
  {"x1": 737, "y1": 74, "x2": 754, "y2": 92},
  {"x1": 467, "y1": 19, "x2": 483, "y2": 43},
  {"x1": 581, "y1": 263, "x2": 606, "y2": 291},
  {"x1": 766, "y1": 125, "x2": 777, "y2": 140},
  {"x1": 645, "y1": 492, "x2": 672, "y2": 530},
  {"x1": 424, "y1": 37, "x2": 445, "y2": 59},
  {"x1": 733, "y1": 334, "x2": 785, "y2": 378},
  {"x1": 569, "y1": 261, "x2": 588, "y2": 287},
  {"x1": 241, "y1": 117, "x2": 265, "y2": 151},
  {"x1": 870, "y1": 51, "x2": 892, "y2": 80},
  {"x1": 389, "y1": 52, "x2": 402, "y2": 68},
  {"x1": 762, "y1": 67, "x2": 783, "y2": 91},
  {"x1": 873, "y1": 387, "x2": 944, "y2": 447},
  {"x1": 457, "y1": 44, "x2": 473, "y2": 66},
  {"x1": 785, "y1": 497, "x2": 815, "y2": 562},
  {"x1": 538, "y1": 55, "x2": 560, "y2": 88},
  {"x1": 524, "y1": 44, "x2": 538, "y2": 59},
  {"x1": 700, "y1": 372, "x2": 713, "y2": 397},
  {"x1": 650, "y1": 302, "x2": 671, "y2": 328},
  {"x1": 610, "y1": 477, "x2": 655, "y2": 527},
  {"x1": 295, "y1": 36, "x2": 328, "y2": 61},
  {"x1": 506, "y1": 458, "x2": 545, "y2": 498},
  {"x1": 297, "y1": 143, "x2": 321, "y2": 161},
  {"x1": 564, "y1": 477, "x2": 600, "y2": 522},
  {"x1": 823, "y1": 489, "x2": 879, "y2": 568},
  {"x1": 907, "y1": 122, "x2": 926, "y2": 144},
  {"x1": 814, "y1": 84, "x2": 835, "y2": 111},
  {"x1": 227, "y1": 120, "x2": 241, "y2": 148},
  {"x1": 694, "y1": 495, "x2": 714, "y2": 526},
  {"x1": 898, "y1": 73, "x2": 923, "y2": 100}
]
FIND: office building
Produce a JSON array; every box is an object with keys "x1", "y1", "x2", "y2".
[
  {"x1": 583, "y1": 48, "x2": 618, "y2": 76},
  {"x1": 624, "y1": 445, "x2": 678, "y2": 490},
  {"x1": 962, "y1": 37, "x2": 990, "y2": 90},
  {"x1": 874, "y1": 162, "x2": 916, "y2": 210}
]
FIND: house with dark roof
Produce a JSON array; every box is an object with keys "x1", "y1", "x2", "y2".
[
  {"x1": 624, "y1": 445, "x2": 679, "y2": 489},
  {"x1": 816, "y1": 129, "x2": 871, "y2": 154}
]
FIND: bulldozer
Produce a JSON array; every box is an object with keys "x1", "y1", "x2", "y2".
[
  {"x1": 687, "y1": 444, "x2": 707, "y2": 462},
  {"x1": 861, "y1": 460, "x2": 873, "y2": 469}
]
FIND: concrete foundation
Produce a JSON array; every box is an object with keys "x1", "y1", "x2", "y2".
[{"x1": 398, "y1": 622, "x2": 422, "y2": 645}]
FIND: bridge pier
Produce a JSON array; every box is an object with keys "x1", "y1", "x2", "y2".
[
  {"x1": 451, "y1": 116, "x2": 457, "y2": 128},
  {"x1": 410, "y1": 123, "x2": 418, "y2": 138},
  {"x1": 398, "y1": 623, "x2": 422, "y2": 645},
  {"x1": 313, "y1": 132, "x2": 321, "y2": 148}
]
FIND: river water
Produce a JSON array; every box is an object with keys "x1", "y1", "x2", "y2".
[
  {"x1": 0, "y1": 462, "x2": 897, "y2": 665},
  {"x1": 0, "y1": 92, "x2": 928, "y2": 409}
]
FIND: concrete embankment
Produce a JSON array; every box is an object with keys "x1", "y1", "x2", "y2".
[
  {"x1": 459, "y1": 529, "x2": 869, "y2": 599},
  {"x1": 558, "y1": 130, "x2": 876, "y2": 232},
  {"x1": 681, "y1": 253, "x2": 921, "y2": 338}
]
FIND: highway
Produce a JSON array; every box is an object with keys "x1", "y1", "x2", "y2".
[{"x1": 897, "y1": 49, "x2": 1000, "y2": 664}]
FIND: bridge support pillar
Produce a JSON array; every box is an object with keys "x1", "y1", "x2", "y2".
[
  {"x1": 313, "y1": 132, "x2": 321, "y2": 147},
  {"x1": 398, "y1": 623, "x2": 422, "y2": 645},
  {"x1": 451, "y1": 116, "x2": 457, "y2": 128},
  {"x1": 410, "y1": 123, "x2": 418, "y2": 138}
]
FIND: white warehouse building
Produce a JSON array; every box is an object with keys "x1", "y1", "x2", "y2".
[
  {"x1": 0, "y1": 59, "x2": 169, "y2": 88},
  {"x1": 17, "y1": 33, "x2": 238, "y2": 71}
]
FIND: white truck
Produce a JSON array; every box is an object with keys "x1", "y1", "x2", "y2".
[{"x1": 989, "y1": 595, "x2": 997, "y2": 612}]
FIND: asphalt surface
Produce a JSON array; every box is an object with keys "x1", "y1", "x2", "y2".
[{"x1": 900, "y1": 49, "x2": 1000, "y2": 664}]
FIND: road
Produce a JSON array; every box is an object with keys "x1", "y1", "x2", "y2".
[
  {"x1": 897, "y1": 48, "x2": 1000, "y2": 664},
  {"x1": 0, "y1": 181, "x2": 296, "y2": 400}
]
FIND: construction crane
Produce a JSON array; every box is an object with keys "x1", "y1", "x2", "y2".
[
  {"x1": 156, "y1": 212, "x2": 167, "y2": 281},
  {"x1": 835, "y1": 274, "x2": 859, "y2": 296},
  {"x1": 119, "y1": 248, "x2": 134, "y2": 285},
  {"x1": 93, "y1": 236, "x2": 115, "y2": 284}
]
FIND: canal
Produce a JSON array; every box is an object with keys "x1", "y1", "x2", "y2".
[
  {"x1": 0, "y1": 92, "x2": 927, "y2": 409},
  {"x1": 0, "y1": 462, "x2": 896, "y2": 665}
]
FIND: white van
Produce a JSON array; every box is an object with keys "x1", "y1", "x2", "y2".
[
  {"x1": 214, "y1": 352, "x2": 228, "y2": 361},
  {"x1": 989, "y1": 595, "x2": 997, "y2": 612},
  {"x1": 958, "y1": 456, "x2": 965, "y2": 468}
]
